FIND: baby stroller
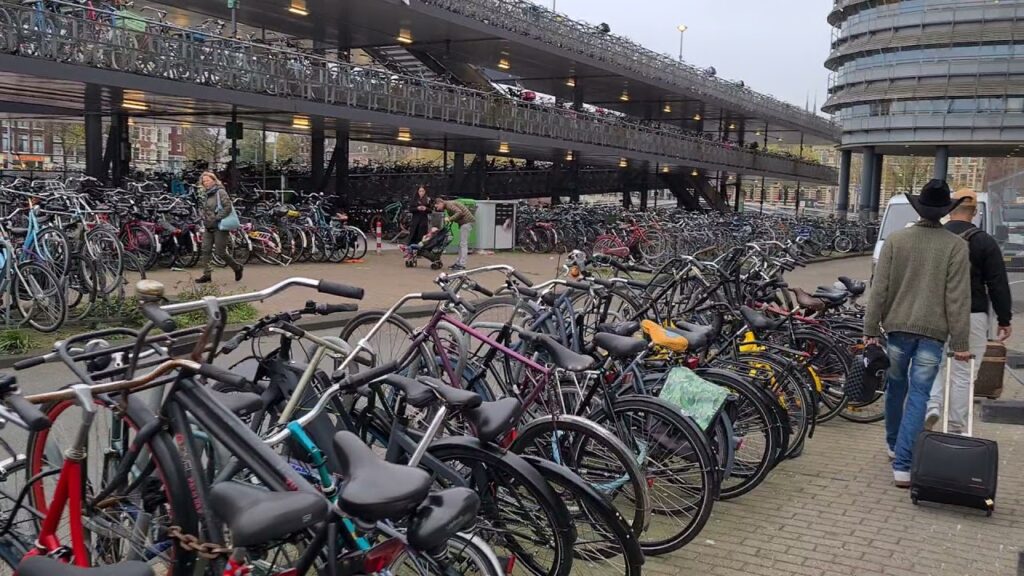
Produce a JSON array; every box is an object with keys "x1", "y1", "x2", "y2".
[{"x1": 402, "y1": 225, "x2": 452, "y2": 269}]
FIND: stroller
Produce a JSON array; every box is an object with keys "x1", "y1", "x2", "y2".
[{"x1": 402, "y1": 225, "x2": 453, "y2": 269}]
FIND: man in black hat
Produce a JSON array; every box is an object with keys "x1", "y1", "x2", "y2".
[{"x1": 863, "y1": 179, "x2": 971, "y2": 488}]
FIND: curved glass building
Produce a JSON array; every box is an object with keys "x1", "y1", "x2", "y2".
[{"x1": 824, "y1": 0, "x2": 1024, "y2": 217}]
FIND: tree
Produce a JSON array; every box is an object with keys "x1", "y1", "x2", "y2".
[
  {"x1": 51, "y1": 122, "x2": 86, "y2": 172},
  {"x1": 183, "y1": 127, "x2": 226, "y2": 164},
  {"x1": 274, "y1": 133, "x2": 307, "y2": 164},
  {"x1": 886, "y1": 156, "x2": 932, "y2": 198}
]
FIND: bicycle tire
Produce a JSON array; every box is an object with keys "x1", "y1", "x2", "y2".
[
  {"x1": 510, "y1": 415, "x2": 650, "y2": 544},
  {"x1": 521, "y1": 456, "x2": 644, "y2": 576},
  {"x1": 12, "y1": 261, "x2": 65, "y2": 333},
  {"x1": 83, "y1": 227, "x2": 124, "y2": 296},
  {"x1": 390, "y1": 532, "x2": 504, "y2": 576},
  {"x1": 586, "y1": 396, "x2": 716, "y2": 555},
  {"x1": 25, "y1": 393, "x2": 199, "y2": 575},
  {"x1": 338, "y1": 310, "x2": 438, "y2": 379},
  {"x1": 428, "y1": 439, "x2": 574, "y2": 576},
  {"x1": 33, "y1": 226, "x2": 70, "y2": 278}
]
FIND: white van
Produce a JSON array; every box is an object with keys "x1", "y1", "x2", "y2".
[{"x1": 873, "y1": 192, "x2": 991, "y2": 268}]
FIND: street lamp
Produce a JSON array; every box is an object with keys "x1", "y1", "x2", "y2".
[{"x1": 677, "y1": 24, "x2": 688, "y2": 61}]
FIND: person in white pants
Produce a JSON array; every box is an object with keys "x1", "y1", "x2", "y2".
[{"x1": 925, "y1": 190, "x2": 1013, "y2": 433}]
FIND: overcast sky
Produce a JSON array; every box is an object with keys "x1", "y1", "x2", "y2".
[{"x1": 542, "y1": 0, "x2": 834, "y2": 112}]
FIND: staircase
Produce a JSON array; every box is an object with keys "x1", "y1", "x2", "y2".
[{"x1": 364, "y1": 45, "x2": 443, "y2": 81}]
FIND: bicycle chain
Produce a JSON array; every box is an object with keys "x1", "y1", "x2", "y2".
[{"x1": 166, "y1": 525, "x2": 233, "y2": 560}]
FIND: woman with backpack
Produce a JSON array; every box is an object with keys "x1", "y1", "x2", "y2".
[{"x1": 196, "y1": 170, "x2": 243, "y2": 284}]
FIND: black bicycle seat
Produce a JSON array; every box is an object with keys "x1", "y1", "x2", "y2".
[
  {"x1": 334, "y1": 431, "x2": 432, "y2": 522},
  {"x1": 418, "y1": 377, "x2": 482, "y2": 409},
  {"x1": 208, "y1": 482, "x2": 329, "y2": 547},
  {"x1": 596, "y1": 320, "x2": 641, "y2": 336},
  {"x1": 594, "y1": 332, "x2": 648, "y2": 358},
  {"x1": 408, "y1": 488, "x2": 480, "y2": 552},
  {"x1": 17, "y1": 558, "x2": 153, "y2": 576},
  {"x1": 465, "y1": 397, "x2": 521, "y2": 444},
  {"x1": 739, "y1": 306, "x2": 786, "y2": 332},
  {"x1": 838, "y1": 276, "x2": 866, "y2": 296},
  {"x1": 382, "y1": 374, "x2": 437, "y2": 409},
  {"x1": 668, "y1": 325, "x2": 709, "y2": 350},
  {"x1": 207, "y1": 388, "x2": 262, "y2": 416},
  {"x1": 812, "y1": 289, "x2": 847, "y2": 304},
  {"x1": 519, "y1": 331, "x2": 596, "y2": 372}
]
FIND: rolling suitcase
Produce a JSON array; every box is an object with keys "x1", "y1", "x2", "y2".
[
  {"x1": 974, "y1": 341, "x2": 1006, "y2": 399},
  {"x1": 910, "y1": 355, "x2": 997, "y2": 515}
]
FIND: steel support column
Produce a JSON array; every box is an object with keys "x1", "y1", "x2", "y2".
[
  {"x1": 836, "y1": 149, "x2": 852, "y2": 219},
  {"x1": 870, "y1": 153, "x2": 884, "y2": 221},
  {"x1": 334, "y1": 129, "x2": 349, "y2": 201},
  {"x1": 934, "y1": 145, "x2": 949, "y2": 181},
  {"x1": 734, "y1": 175, "x2": 742, "y2": 212},
  {"x1": 310, "y1": 117, "x2": 325, "y2": 192},
  {"x1": 859, "y1": 146, "x2": 875, "y2": 221},
  {"x1": 639, "y1": 163, "x2": 649, "y2": 211},
  {"x1": 452, "y1": 153, "x2": 464, "y2": 195},
  {"x1": 84, "y1": 84, "x2": 103, "y2": 180}
]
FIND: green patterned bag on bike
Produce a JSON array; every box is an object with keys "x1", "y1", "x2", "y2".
[{"x1": 658, "y1": 366, "x2": 730, "y2": 430}]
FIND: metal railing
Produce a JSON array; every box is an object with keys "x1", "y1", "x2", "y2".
[
  {"x1": 421, "y1": 0, "x2": 841, "y2": 141},
  {"x1": 0, "y1": 2, "x2": 837, "y2": 183}
]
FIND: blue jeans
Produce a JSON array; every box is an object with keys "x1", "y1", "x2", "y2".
[{"x1": 885, "y1": 332, "x2": 944, "y2": 472}]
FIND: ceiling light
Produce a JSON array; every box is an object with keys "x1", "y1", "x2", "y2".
[
  {"x1": 565, "y1": 150, "x2": 574, "y2": 161},
  {"x1": 693, "y1": 114, "x2": 702, "y2": 121},
  {"x1": 728, "y1": 123, "x2": 736, "y2": 130},
  {"x1": 397, "y1": 128, "x2": 412, "y2": 142},
  {"x1": 663, "y1": 103, "x2": 672, "y2": 113},
  {"x1": 497, "y1": 58, "x2": 511, "y2": 70},
  {"x1": 122, "y1": 100, "x2": 148, "y2": 111},
  {"x1": 777, "y1": 137, "x2": 784, "y2": 142},
  {"x1": 619, "y1": 91, "x2": 630, "y2": 102},
  {"x1": 756, "y1": 130, "x2": 762, "y2": 136},
  {"x1": 288, "y1": 0, "x2": 308, "y2": 16},
  {"x1": 498, "y1": 141, "x2": 510, "y2": 154},
  {"x1": 661, "y1": 165, "x2": 670, "y2": 173},
  {"x1": 566, "y1": 77, "x2": 576, "y2": 87},
  {"x1": 619, "y1": 158, "x2": 628, "y2": 168},
  {"x1": 292, "y1": 115, "x2": 310, "y2": 128},
  {"x1": 691, "y1": 169, "x2": 699, "y2": 177},
  {"x1": 396, "y1": 29, "x2": 413, "y2": 44}
]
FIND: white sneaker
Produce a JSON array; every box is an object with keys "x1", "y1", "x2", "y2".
[
  {"x1": 924, "y1": 409, "x2": 941, "y2": 431},
  {"x1": 886, "y1": 446, "x2": 895, "y2": 460},
  {"x1": 893, "y1": 470, "x2": 911, "y2": 488}
]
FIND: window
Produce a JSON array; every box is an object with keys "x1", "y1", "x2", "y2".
[
  {"x1": 31, "y1": 135, "x2": 44, "y2": 154},
  {"x1": 17, "y1": 134, "x2": 28, "y2": 153},
  {"x1": 53, "y1": 144, "x2": 63, "y2": 157}
]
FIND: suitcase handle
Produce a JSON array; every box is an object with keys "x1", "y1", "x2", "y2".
[{"x1": 944, "y1": 353, "x2": 977, "y2": 436}]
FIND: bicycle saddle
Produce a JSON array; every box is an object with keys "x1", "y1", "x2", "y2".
[
  {"x1": 812, "y1": 289, "x2": 847, "y2": 305},
  {"x1": 789, "y1": 287, "x2": 825, "y2": 312},
  {"x1": 334, "y1": 431, "x2": 432, "y2": 522},
  {"x1": 408, "y1": 487, "x2": 480, "y2": 552},
  {"x1": 519, "y1": 331, "x2": 596, "y2": 372},
  {"x1": 17, "y1": 558, "x2": 153, "y2": 576},
  {"x1": 838, "y1": 276, "x2": 866, "y2": 296},
  {"x1": 594, "y1": 332, "x2": 648, "y2": 358},
  {"x1": 382, "y1": 374, "x2": 438, "y2": 409},
  {"x1": 640, "y1": 320, "x2": 689, "y2": 352},
  {"x1": 464, "y1": 397, "x2": 521, "y2": 444},
  {"x1": 207, "y1": 388, "x2": 262, "y2": 416},
  {"x1": 208, "y1": 481, "x2": 329, "y2": 547},
  {"x1": 739, "y1": 306, "x2": 786, "y2": 332},
  {"x1": 596, "y1": 320, "x2": 641, "y2": 336},
  {"x1": 670, "y1": 320, "x2": 713, "y2": 351}
]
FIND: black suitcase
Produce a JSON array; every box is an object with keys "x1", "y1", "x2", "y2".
[{"x1": 911, "y1": 355, "x2": 998, "y2": 515}]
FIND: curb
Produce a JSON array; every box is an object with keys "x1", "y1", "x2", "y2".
[
  {"x1": 0, "y1": 304, "x2": 440, "y2": 370},
  {"x1": 806, "y1": 251, "x2": 871, "y2": 264}
]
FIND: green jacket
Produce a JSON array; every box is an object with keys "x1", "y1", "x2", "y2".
[
  {"x1": 443, "y1": 200, "x2": 475, "y2": 226},
  {"x1": 202, "y1": 185, "x2": 233, "y2": 230},
  {"x1": 864, "y1": 220, "x2": 971, "y2": 352}
]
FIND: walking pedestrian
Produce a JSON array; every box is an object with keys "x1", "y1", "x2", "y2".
[
  {"x1": 925, "y1": 189, "x2": 1013, "y2": 432},
  {"x1": 196, "y1": 171, "x2": 243, "y2": 284},
  {"x1": 434, "y1": 197, "x2": 475, "y2": 271},
  {"x1": 863, "y1": 179, "x2": 971, "y2": 488},
  {"x1": 408, "y1": 186, "x2": 432, "y2": 245}
]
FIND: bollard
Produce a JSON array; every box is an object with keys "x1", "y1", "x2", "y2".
[{"x1": 375, "y1": 220, "x2": 383, "y2": 255}]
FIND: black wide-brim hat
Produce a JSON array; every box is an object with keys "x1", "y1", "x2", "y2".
[{"x1": 905, "y1": 179, "x2": 965, "y2": 221}]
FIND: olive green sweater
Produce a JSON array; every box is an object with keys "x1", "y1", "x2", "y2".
[{"x1": 864, "y1": 220, "x2": 971, "y2": 352}]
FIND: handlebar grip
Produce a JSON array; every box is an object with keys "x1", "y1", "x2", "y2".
[
  {"x1": 625, "y1": 280, "x2": 647, "y2": 289},
  {"x1": 317, "y1": 280, "x2": 364, "y2": 300},
  {"x1": 511, "y1": 270, "x2": 534, "y2": 287},
  {"x1": 345, "y1": 361, "x2": 399, "y2": 389},
  {"x1": 421, "y1": 291, "x2": 452, "y2": 302},
  {"x1": 565, "y1": 280, "x2": 591, "y2": 291},
  {"x1": 605, "y1": 258, "x2": 628, "y2": 271},
  {"x1": 194, "y1": 363, "x2": 249, "y2": 389},
  {"x1": 13, "y1": 355, "x2": 47, "y2": 370},
  {"x1": 7, "y1": 394, "x2": 50, "y2": 432},
  {"x1": 628, "y1": 264, "x2": 654, "y2": 274},
  {"x1": 592, "y1": 278, "x2": 614, "y2": 289},
  {"x1": 516, "y1": 285, "x2": 539, "y2": 298},
  {"x1": 141, "y1": 303, "x2": 177, "y2": 333},
  {"x1": 316, "y1": 303, "x2": 358, "y2": 315},
  {"x1": 220, "y1": 334, "x2": 244, "y2": 354}
]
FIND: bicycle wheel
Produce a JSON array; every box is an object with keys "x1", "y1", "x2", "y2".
[
  {"x1": 34, "y1": 226, "x2": 70, "y2": 277},
  {"x1": 390, "y1": 533, "x2": 503, "y2": 576},
  {"x1": 793, "y1": 330, "x2": 853, "y2": 424},
  {"x1": 736, "y1": 353, "x2": 812, "y2": 461},
  {"x1": 83, "y1": 227, "x2": 124, "y2": 296},
  {"x1": 522, "y1": 456, "x2": 644, "y2": 576},
  {"x1": 66, "y1": 256, "x2": 98, "y2": 322},
  {"x1": 637, "y1": 230, "x2": 666, "y2": 262},
  {"x1": 0, "y1": 442, "x2": 32, "y2": 571},
  {"x1": 12, "y1": 261, "x2": 65, "y2": 333},
  {"x1": 122, "y1": 224, "x2": 159, "y2": 271},
  {"x1": 347, "y1": 227, "x2": 369, "y2": 260},
  {"x1": 338, "y1": 311, "x2": 438, "y2": 379},
  {"x1": 25, "y1": 393, "x2": 198, "y2": 575},
  {"x1": 427, "y1": 441, "x2": 574, "y2": 576},
  {"x1": 833, "y1": 235, "x2": 853, "y2": 254},
  {"x1": 510, "y1": 416, "x2": 650, "y2": 544},
  {"x1": 587, "y1": 396, "x2": 716, "y2": 555}
]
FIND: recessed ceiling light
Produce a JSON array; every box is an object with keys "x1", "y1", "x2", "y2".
[
  {"x1": 498, "y1": 142, "x2": 510, "y2": 154},
  {"x1": 396, "y1": 29, "x2": 413, "y2": 44},
  {"x1": 619, "y1": 158, "x2": 628, "y2": 168},
  {"x1": 693, "y1": 114, "x2": 702, "y2": 121},
  {"x1": 288, "y1": 0, "x2": 308, "y2": 16},
  {"x1": 497, "y1": 58, "x2": 511, "y2": 70},
  {"x1": 292, "y1": 115, "x2": 310, "y2": 128}
]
